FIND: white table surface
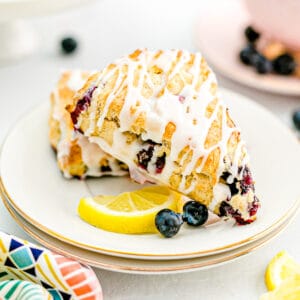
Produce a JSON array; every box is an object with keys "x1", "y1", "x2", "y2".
[{"x1": 0, "y1": 0, "x2": 299, "y2": 299}]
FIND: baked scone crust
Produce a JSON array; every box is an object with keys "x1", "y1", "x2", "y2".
[
  {"x1": 68, "y1": 49, "x2": 260, "y2": 224},
  {"x1": 49, "y1": 70, "x2": 128, "y2": 178}
]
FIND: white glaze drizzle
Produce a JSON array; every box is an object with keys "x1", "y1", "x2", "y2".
[{"x1": 79, "y1": 49, "x2": 250, "y2": 211}]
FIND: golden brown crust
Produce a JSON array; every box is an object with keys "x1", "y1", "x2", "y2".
[
  {"x1": 49, "y1": 70, "x2": 128, "y2": 178},
  {"x1": 71, "y1": 51, "x2": 237, "y2": 201},
  {"x1": 68, "y1": 49, "x2": 259, "y2": 223},
  {"x1": 58, "y1": 142, "x2": 87, "y2": 177}
]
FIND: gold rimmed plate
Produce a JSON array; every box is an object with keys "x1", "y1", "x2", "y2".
[
  {"x1": 0, "y1": 88, "x2": 299, "y2": 260},
  {"x1": 2, "y1": 196, "x2": 297, "y2": 275}
]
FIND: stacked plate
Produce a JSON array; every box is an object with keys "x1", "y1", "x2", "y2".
[{"x1": 0, "y1": 89, "x2": 299, "y2": 274}]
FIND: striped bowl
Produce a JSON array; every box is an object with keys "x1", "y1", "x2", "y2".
[{"x1": 0, "y1": 231, "x2": 102, "y2": 299}]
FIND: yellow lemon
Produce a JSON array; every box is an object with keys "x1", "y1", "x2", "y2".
[
  {"x1": 265, "y1": 250, "x2": 300, "y2": 291},
  {"x1": 78, "y1": 186, "x2": 183, "y2": 234},
  {"x1": 260, "y1": 274, "x2": 300, "y2": 300}
]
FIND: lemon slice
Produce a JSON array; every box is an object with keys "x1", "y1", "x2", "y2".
[
  {"x1": 265, "y1": 250, "x2": 300, "y2": 291},
  {"x1": 78, "y1": 186, "x2": 183, "y2": 234},
  {"x1": 260, "y1": 274, "x2": 300, "y2": 300}
]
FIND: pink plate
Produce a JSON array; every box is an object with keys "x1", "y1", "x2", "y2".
[{"x1": 194, "y1": 0, "x2": 300, "y2": 95}]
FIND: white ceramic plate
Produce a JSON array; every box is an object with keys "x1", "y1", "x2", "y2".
[
  {"x1": 194, "y1": 0, "x2": 300, "y2": 95},
  {"x1": 1, "y1": 88, "x2": 299, "y2": 259},
  {"x1": 3, "y1": 197, "x2": 296, "y2": 275}
]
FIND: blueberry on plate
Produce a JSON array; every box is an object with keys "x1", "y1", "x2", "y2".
[
  {"x1": 239, "y1": 45, "x2": 257, "y2": 66},
  {"x1": 272, "y1": 54, "x2": 296, "y2": 75},
  {"x1": 252, "y1": 53, "x2": 272, "y2": 74},
  {"x1": 61, "y1": 37, "x2": 78, "y2": 54},
  {"x1": 155, "y1": 209, "x2": 183, "y2": 238},
  {"x1": 244, "y1": 26, "x2": 260, "y2": 43},
  {"x1": 182, "y1": 201, "x2": 208, "y2": 227},
  {"x1": 292, "y1": 110, "x2": 300, "y2": 130}
]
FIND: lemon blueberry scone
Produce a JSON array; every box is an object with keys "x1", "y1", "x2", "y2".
[
  {"x1": 49, "y1": 70, "x2": 128, "y2": 178},
  {"x1": 68, "y1": 49, "x2": 260, "y2": 224}
]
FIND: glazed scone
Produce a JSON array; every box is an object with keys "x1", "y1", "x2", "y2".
[
  {"x1": 49, "y1": 70, "x2": 128, "y2": 178},
  {"x1": 68, "y1": 49, "x2": 260, "y2": 224}
]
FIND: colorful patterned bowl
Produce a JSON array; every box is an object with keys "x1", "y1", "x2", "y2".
[{"x1": 0, "y1": 231, "x2": 102, "y2": 299}]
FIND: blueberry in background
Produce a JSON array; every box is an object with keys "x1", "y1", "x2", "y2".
[
  {"x1": 61, "y1": 37, "x2": 78, "y2": 54},
  {"x1": 239, "y1": 44, "x2": 257, "y2": 66},
  {"x1": 244, "y1": 26, "x2": 260, "y2": 43},
  {"x1": 252, "y1": 53, "x2": 272, "y2": 74},
  {"x1": 292, "y1": 110, "x2": 300, "y2": 130},
  {"x1": 155, "y1": 209, "x2": 183, "y2": 238},
  {"x1": 272, "y1": 54, "x2": 296, "y2": 75}
]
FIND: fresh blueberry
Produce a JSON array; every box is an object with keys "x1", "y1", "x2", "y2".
[
  {"x1": 272, "y1": 54, "x2": 296, "y2": 75},
  {"x1": 61, "y1": 37, "x2": 78, "y2": 54},
  {"x1": 252, "y1": 53, "x2": 272, "y2": 74},
  {"x1": 155, "y1": 209, "x2": 183, "y2": 238},
  {"x1": 239, "y1": 45, "x2": 257, "y2": 66},
  {"x1": 244, "y1": 26, "x2": 260, "y2": 43},
  {"x1": 182, "y1": 201, "x2": 208, "y2": 227},
  {"x1": 292, "y1": 110, "x2": 300, "y2": 130}
]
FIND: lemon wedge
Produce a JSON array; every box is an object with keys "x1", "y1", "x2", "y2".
[
  {"x1": 265, "y1": 250, "x2": 300, "y2": 291},
  {"x1": 260, "y1": 274, "x2": 300, "y2": 300},
  {"x1": 78, "y1": 186, "x2": 183, "y2": 234}
]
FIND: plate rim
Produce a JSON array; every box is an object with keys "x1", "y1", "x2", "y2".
[
  {"x1": 2, "y1": 196, "x2": 296, "y2": 275},
  {"x1": 0, "y1": 88, "x2": 299, "y2": 259},
  {"x1": 2, "y1": 180, "x2": 298, "y2": 259}
]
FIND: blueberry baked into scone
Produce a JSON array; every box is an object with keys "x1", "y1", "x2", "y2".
[
  {"x1": 49, "y1": 70, "x2": 128, "y2": 178},
  {"x1": 67, "y1": 49, "x2": 260, "y2": 224}
]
